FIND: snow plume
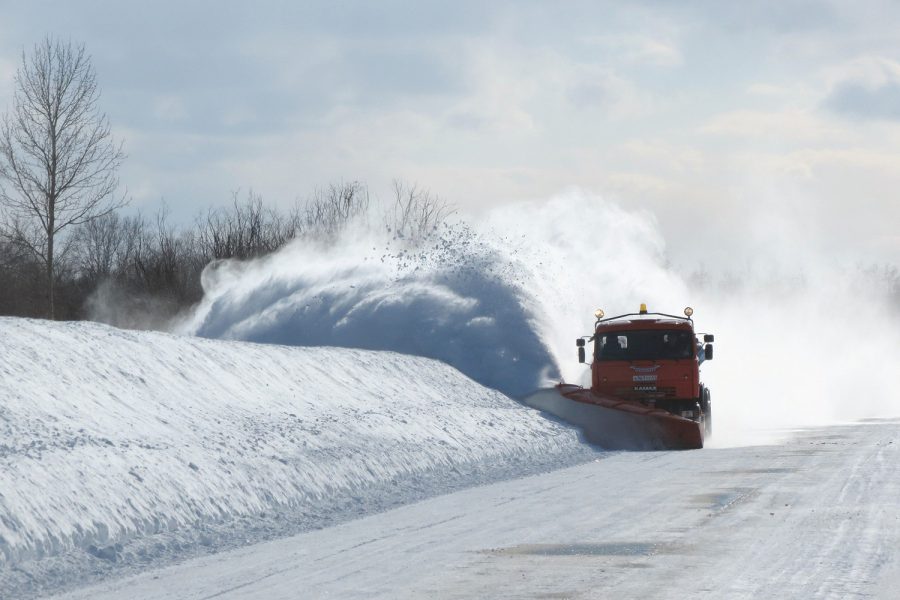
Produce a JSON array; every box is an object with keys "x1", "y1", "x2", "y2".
[
  {"x1": 179, "y1": 226, "x2": 552, "y2": 397},
  {"x1": 479, "y1": 191, "x2": 690, "y2": 387},
  {"x1": 181, "y1": 188, "x2": 900, "y2": 445},
  {"x1": 180, "y1": 190, "x2": 682, "y2": 398},
  {"x1": 86, "y1": 280, "x2": 188, "y2": 331},
  {"x1": 485, "y1": 194, "x2": 900, "y2": 442},
  {"x1": 697, "y1": 264, "x2": 900, "y2": 446}
]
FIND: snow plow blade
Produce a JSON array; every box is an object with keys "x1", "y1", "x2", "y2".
[{"x1": 523, "y1": 384, "x2": 704, "y2": 450}]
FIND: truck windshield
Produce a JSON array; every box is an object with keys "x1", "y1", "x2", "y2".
[{"x1": 595, "y1": 329, "x2": 694, "y2": 361}]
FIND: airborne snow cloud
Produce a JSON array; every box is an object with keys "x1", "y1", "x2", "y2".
[{"x1": 181, "y1": 190, "x2": 900, "y2": 444}]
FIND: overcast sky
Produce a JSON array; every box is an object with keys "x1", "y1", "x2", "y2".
[{"x1": 2, "y1": 1, "x2": 899, "y2": 267}]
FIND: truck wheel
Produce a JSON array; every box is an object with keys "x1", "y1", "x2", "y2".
[{"x1": 701, "y1": 387, "x2": 712, "y2": 436}]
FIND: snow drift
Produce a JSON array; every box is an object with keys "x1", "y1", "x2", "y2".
[{"x1": 0, "y1": 317, "x2": 589, "y2": 574}]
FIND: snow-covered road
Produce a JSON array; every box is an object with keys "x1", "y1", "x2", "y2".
[{"x1": 54, "y1": 420, "x2": 900, "y2": 599}]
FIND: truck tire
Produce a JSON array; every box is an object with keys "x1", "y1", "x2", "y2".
[{"x1": 700, "y1": 386, "x2": 712, "y2": 436}]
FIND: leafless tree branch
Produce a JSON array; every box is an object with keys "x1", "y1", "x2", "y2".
[
  {"x1": 386, "y1": 179, "x2": 455, "y2": 243},
  {"x1": 0, "y1": 36, "x2": 126, "y2": 318}
]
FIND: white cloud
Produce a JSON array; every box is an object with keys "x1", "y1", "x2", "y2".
[
  {"x1": 700, "y1": 109, "x2": 850, "y2": 143},
  {"x1": 745, "y1": 82, "x2": 818, "y2": 102},
  {"x1": 822, "y1": 56, "x2": 900, "y2": 121},
  {"x1": 565, "y1": 66, "x2": 656, "y2": 119},
  {"x1": 582, "y1": 34, "x2": 683, "y2": 68},
  {"x1": 604, "y1": 171, "x2": 675, "y2": 196},
  {"x1": 823, "y1": 56, "x2": 900, "y2": 89},
  {"x1": 474, "y1": 45, "x2": 566, "y2": 129},
  {"x1": 622, "y1": 139, "x2": 704, "y2": 174},
  {"x1": 152, "y1": 95, "x2": 189, "y2": 122},
  {"x1": 778, "y1": 147, "x2": 900, "y2": 176},
  {"x1": 630, "y1": 38, "x2": 682, "y2": 67},
  {"x1": 747, "y1": 83, "x2": 787, "y2": 96},
  {"x1": 442, "y1": 67, "x2": 537, "y2": 135}
]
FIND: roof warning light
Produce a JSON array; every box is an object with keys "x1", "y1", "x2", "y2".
[{"x1": 639, "y1": 303, "x2": 648, "y2": 314}]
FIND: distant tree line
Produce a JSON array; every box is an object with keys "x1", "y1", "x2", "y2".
[{"x1": 0, "y1": 180, "x2": 453, "y2": 325}]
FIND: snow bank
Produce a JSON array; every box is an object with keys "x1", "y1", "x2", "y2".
[{"x1": 0, "y1": 317, "x2": 586, "y2": 571}]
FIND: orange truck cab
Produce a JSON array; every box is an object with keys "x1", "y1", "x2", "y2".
[{"x1": 576, "y1": 304, "x2": 715, "y2": 434}]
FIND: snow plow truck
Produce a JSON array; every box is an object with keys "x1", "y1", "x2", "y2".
[{"x1": 525, "y1": 304, "x2": 714, "y2": 450}]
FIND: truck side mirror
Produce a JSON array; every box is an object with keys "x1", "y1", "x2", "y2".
[
  {"x1": 704, "y1": 343, "x2": 714, "y2": 360},
  {"x1": 578, "y1": 347, "x2": 586, "y2": 363},
  {"x1": 704, "y1": 334, "x2": 715, "y2": 343}
]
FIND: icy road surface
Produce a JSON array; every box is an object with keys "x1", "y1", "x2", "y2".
[{"x1": 54, "y1": 420, "x2": 900, "y2": 599}]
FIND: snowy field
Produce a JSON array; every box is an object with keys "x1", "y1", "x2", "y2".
[{"x1": 0, "y1": 317, "x2": 595, "y2": 598}]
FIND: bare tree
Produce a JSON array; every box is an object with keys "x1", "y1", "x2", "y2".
[
  {"x1": 387, "y1": 180, "x2": 454, "y2": 243},
  {"x1": 0, "y1": 37, "x2": 125, "y2": 318},
  {"x1": 197, "y1": 190, "x2": 298, "y2": 260},
  {"x1": 70, "y1": 211, "x2": 142, "y2": 282},
  {"x1": 302, "y1": 180, "x2": 369, "y2": 238}
]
